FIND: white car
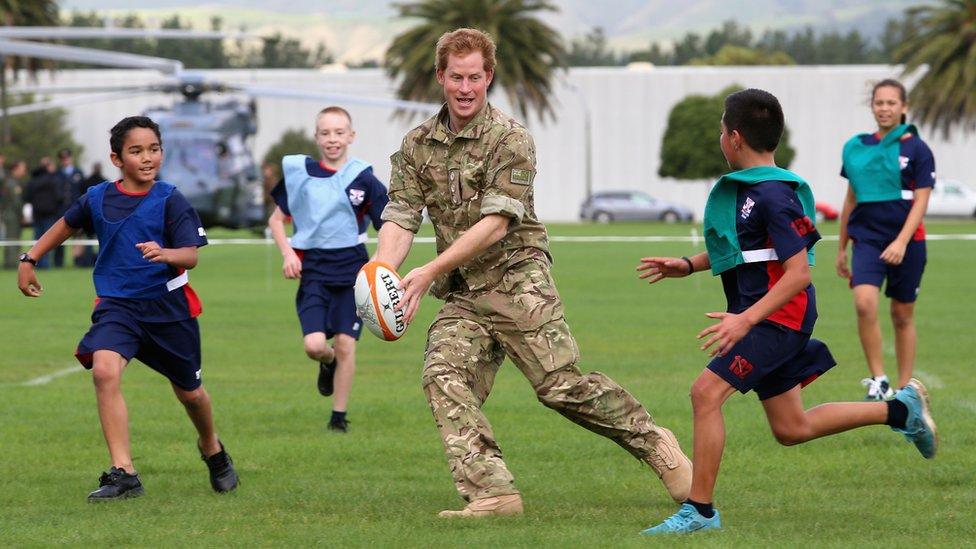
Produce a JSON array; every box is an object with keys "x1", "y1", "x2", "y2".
[{"x1": 926, "y1": 179, "x2": 976, "y2": 218}]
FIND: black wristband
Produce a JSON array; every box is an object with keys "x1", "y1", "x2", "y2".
[{"x1": 680, "y1": 256, "x2": 694, "y2": 275}]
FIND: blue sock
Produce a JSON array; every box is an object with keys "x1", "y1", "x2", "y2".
[
  {"x1": 685, "y1": 498, "x2": 714, "y2": 518},
  {"x1": 330, "y1": 410, "x2": 346, "y2": 423}
]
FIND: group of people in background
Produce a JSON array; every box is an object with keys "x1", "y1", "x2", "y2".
[{"x1": 0, "y1": 148, "x2": 104, "y2": 269}]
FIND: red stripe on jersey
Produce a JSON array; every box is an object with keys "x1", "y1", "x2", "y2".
[
  {"x1": 765, "y1": 260, "x2": 807, "y2": 331},
  {"x1": 294, "y1": 248, "x2": 305, "y2": 261},
  {"x1": 183, "y1": 283, "x2": 203, "y2": 317}
]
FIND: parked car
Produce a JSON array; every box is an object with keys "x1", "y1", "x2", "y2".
[
  {"x1": 815, "y1": 202, "x2": 839, "y2": 222},
  {"x1": 926, "y1": 179, "x2": 976, "y2": 218},
  {"x1": 580, "y1": 190, "x2": 694, "y2": 223}
]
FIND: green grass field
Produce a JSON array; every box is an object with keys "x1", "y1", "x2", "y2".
[{"x1": 2, "y1": 221, "x2": 974, "y2": 546}]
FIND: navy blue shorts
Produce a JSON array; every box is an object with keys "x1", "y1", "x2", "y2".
[
  {"x1": 707, "y1": 322, "x2": 837, "y2": 400},
  {"x1": 851, "y1": 239, "x2": 926, "y2": 303},
  {"x1": 75, "y1": 305, "x2": 202, "y2": 391},
  {"x1": 295, "y1": 281, "x2": 362, "y2": 339}
]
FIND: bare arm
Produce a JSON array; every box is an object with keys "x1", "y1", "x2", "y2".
[
  {"x1": 699, "y1": 249, "x2": 811, "y2": 357},
  {"x1": 637, "y1": 251, "x2": 710, "y2": 283},
  {"x1": 880, "y1": 187, "x2": 931, "y2": 265},
  {"x1": 17, "y1": 217, "x2": 76, "y2": 296},
  {"x1": 268, "y1": 205, "x2": 301, "y2": 279},
  {"x1": 396, "y1": 214, "x2": 509, "y2": 324},
  {"x1": 135, "y1": 242, "x2": 199, "y2": 269},
  {"x1": 374, "y1": 221, "x2": 416, "y2": 270},
  {"x1": 836, "y1": 185, "x2": 856, "y2": 279}
]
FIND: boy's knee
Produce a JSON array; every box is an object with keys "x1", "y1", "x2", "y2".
[
  {"x1": 91, "y1": 361, "x2": 122, "y2": 388},
  {"x1": 304, "y1": 341, "x2": 327, "y2": 360},
  {"x1": 690, "y1": 378, "x2": 720, "y2": 411},
  {"x1": 334, "y1": 337, "x2": 355, "y2": 360},
  {"x1": 175, "y1": 386, "x2": 208, "y2": 407},
  {"x1": 771, "y1": 425, "x2": 808, "y2": 446},
  {"x1": 890, "y1": 305, "x2": 914, "y2": 328}
]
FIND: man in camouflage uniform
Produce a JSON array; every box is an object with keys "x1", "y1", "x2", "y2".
[{"x1": 375, "y1": 28, "x2": 692, "y2": 518}]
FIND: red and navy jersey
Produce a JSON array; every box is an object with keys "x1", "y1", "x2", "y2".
[
  {"x1": 64, "y1": 180, "x2": 207, "y2": 322},
  {"x1": 720, "y1": 180, "x2": 821, "y2": 334},
  {"x1": 841, "y1": 133, "x2": 935, "y2": 244},
  {"x1": 271, "y1": 158, "x2": 388, "y2": 285}
]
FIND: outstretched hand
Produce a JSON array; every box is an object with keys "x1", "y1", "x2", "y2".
[
  {"x1": 697, "y1": 312, "x2": 752, "y2": 358},
  {"x1": 637, "y1": 256, "x2": 691, "y2": 284},
  {"x1": 395, "y1": 265, "x2": 435, "y2": 325}
]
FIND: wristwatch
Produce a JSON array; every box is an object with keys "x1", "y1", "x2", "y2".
[{"x1": 18, "y1": 253, "x2": 37, "y2": 266}]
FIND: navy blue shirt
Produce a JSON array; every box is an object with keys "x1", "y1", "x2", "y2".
[
  {"x1": 720, "y1": 180, "x2": 821, "y2": 334},
  {"x1": 64, "y1": 180, "x2": 208, "y2": 322},
  {"x1": 271, "y1": 158, "x2": 388, "y2": 285},
  {"x1": 841, "y1": 133, "x2": 935, "y2": 244}
]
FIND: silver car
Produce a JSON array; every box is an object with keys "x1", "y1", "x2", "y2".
[{"x1": 580, "y1": 190, "x2": 694, "y2": 223}]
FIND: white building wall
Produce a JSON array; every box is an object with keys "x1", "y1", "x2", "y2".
[{"x1": 21, "y1": 66, "x2": 976, "y2": 221}]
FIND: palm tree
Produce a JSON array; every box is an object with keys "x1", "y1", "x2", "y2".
[
  {"x1": 894, "y1": 0, "x2": 976, "y2": 138},
  {"x1": 385, "y1": 0, "x2": 566, "y2": 122},
  {"x1": 0, "y1": 0, "x2": 61, "y2": 73}
]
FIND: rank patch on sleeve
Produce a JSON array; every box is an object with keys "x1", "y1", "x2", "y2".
[{"x1": 510, "y1": 168, "x2": 533, "y2": 185}]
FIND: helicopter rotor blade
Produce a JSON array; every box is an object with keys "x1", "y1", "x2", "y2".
[
  {"x1": 7, "y1": 84, "x2": 164, "y2": 95},
  {"x1": 239, "y1": 85, "x2": 440, "y2": 114},
  {"x1": 6, "y1": 90, "x2": 164, "y2": 116},
  {"x1": 0, "y1": 27, "x2": 254, "y2": 40},
  {"x1": 0, "y1": 38, "x2": 183, "y2": 74}
]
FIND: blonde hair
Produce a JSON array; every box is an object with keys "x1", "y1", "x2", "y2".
[
  {"x1": 435, "y1": 28, "x2": 496, "y2": 73},
  {"x1": 317, "y1": 106, "x2": 352, "y2": 126}
]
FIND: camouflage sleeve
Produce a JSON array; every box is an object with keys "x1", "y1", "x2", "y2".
[
  {"x1": 380, "y1": 139, "x2": 425, "y2": 233},
  {"x1": 481, "y1": 128, "x2": 535, "y2": 224}
]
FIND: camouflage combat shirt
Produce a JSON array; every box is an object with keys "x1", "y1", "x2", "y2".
[{"x1": 381, "y1": 102, "x2": 551, "y2": 299}]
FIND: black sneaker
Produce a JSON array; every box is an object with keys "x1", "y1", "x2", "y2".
[
  {"x1": 318, "y1": 359, "x2": 336, "y2": 396},
  {"x1": 328, "y1": 417, "x2": 349, "y2": 433},
  {"x1": 87, "y1": 466, "x2": 144, "y2": 502},
  {"x1": 200, "y1": 441, "x2": 239, "y2": 493}
]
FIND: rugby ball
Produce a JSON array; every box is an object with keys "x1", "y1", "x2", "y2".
[{"x1": 354, "y1": 261, "x2": 407, "y2": 341}]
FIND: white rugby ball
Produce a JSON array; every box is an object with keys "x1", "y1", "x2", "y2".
[{"x1": 354, "y1": 261, "x2": 407, "y2": 341}]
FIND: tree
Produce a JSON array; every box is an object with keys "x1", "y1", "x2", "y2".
[
  {"x1": 566, "y1": 27, "x2": 620, "y2": 67},
  {"x1": 262, "y1": 129, "x2": 318, "y2": 181},
  {"x1": 689, "y1": 45, "x2": 795, "y2": 66},
  {"x1": 385, "y1": 0, "x2": 567, "y2": 122},
  {"x1": 894, "y1": 0, "x2": 976, "y2": 138},
  {"x1": 659, "y1": 86, "x2": 795, "y2": 180},
  {"x1": 0, "y1": 0, "x2": 60, "y2": 73},
  {"x1": 4, "y1": 94, "x2": 84, "y2": 168}
]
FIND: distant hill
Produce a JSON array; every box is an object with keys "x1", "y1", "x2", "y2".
[{"x1": 59, "y1": 0, "x2": 922, "y2": 62}]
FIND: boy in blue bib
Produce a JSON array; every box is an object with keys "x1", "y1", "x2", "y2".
[
  {"x1": 637, "y1": 89, "x2": 937, "y2": 535},
  {"x1": 267, "y1": 106, "x2": 388, "y2": 433},
  {"x1": 18, "y1": 116, "x2": 238, "y2": 501}
]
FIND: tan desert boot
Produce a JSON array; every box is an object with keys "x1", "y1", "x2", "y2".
[
  {"x1": 437, "y1": 493, "x2": 524, "y2": 518},
  {"x1": 646, "y1": 427, "x2": 693, "y2": 502}
]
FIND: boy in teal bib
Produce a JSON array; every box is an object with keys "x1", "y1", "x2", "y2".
[{"x1": 639, "y1": 89, "x2": 937, "y2": 536}]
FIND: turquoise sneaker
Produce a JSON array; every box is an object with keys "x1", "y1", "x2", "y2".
[
  {"x1": 892, "y1": 378, "x2": 938, "y2": 459},
  {"x1": 640, "y1": 503, "x2": 721, "y2": 535}
]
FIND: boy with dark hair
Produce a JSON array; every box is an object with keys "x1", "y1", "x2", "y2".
[
  {"x1": 637, "y1": 89, "x2": 937, "y2": 534},
  {"x1": 267, "y1": 106, "x2": 387, "y2": 433},
  {"x1": 18, "y1": 115, "x2": 238, "y2": 501}
]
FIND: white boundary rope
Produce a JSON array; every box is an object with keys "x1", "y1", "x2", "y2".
[{"x1": 4, "y1": 233, "x2": 976, "y2": 247}]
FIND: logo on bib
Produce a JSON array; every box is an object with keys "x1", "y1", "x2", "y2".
[{"x1": 349, "y1": 189, "x2": 365, "y2": 206}]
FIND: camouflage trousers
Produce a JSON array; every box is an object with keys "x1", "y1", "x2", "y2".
[{"x1": 423, "y1": 258, "x2": 670, "y2": 501}]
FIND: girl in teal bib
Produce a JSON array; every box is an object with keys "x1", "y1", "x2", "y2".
[{"x1": 836, "y1": 79, "x2": 936, "y2": 400}]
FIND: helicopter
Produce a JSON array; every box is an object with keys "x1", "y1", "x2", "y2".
[{"x1": 0, "y1": 28, "x2": 439, "y2": 228}]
